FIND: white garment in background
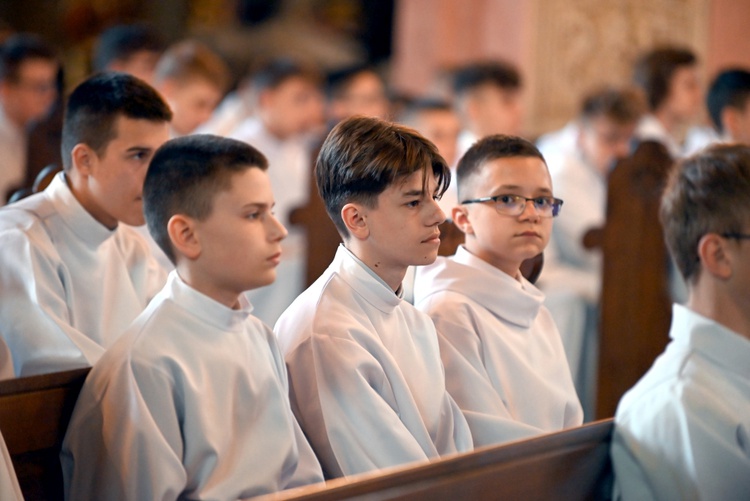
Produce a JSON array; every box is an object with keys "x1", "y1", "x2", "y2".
[
  {"x1": 537, "y1": 121, "x2": 579, "y2": 164},
  {"x1": 61, "y1": 272, "x2": 324, "y2": 501},
  {"x1": 635, "y1": 114, "x2": 683, "y2": 158},
  {"x1": 611, "y1": 304, "x2": 750, "y2": 501},
  {"x1": 0, "y1": 105, "x2": 27, "y2": 202},
  {"x1": 275, "y1": 245, "x2": 473, "y2": 478},
  {"x1": 130, "y1": 223, "x2": 173, "y2": 274},
  {"x1": 0, "y1": 172, "x2": 166, "y2": 378},
  {"x1": 229, "y1": 117, "x2": 311, "y2": 326},
  {"x1": 414, "y1": 246, "x2": 583, "y2": 447},
  {"x1": 0, "y1": 431, "x2": 22, "y2": 501}
]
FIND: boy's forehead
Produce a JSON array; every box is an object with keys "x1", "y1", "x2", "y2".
[{"x1": 473, "y1": 156, "x2": 551, "y2": 189}]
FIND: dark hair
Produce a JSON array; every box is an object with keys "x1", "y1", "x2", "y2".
[
  {"x1": 61, "y1": 72, "x2": 172, "y2": 171},
  {"x1": 325, "y1": 64, "x2": 383, "y2": 100},
  {"x1": 154, "y1": 40, "x2": 231, "y2": 93},
  {"x1": 456, "y1": 135, "x2": 545, "y2": 202},
  {"x1": 633, "y1": 46, "x2": 697, "y2": 112},
  {"x1": 93, "y1": 24, "x2": 165, "y2": 72},
  {"x1": 579, "y1": 86, "x2": 644, "y2": 125},
  {"x1": 143, "y1": 134, "x2": 269, "y2": 263},
  {"x1": 660, "y1": 144, "x2": 750, "y2": 283},
  {"x1": 316, "y1": 116, "x2": 450, "y2": 238},
  {"x1": 0, "y1": 33, "x2": 57, "y2": 82},
  {"x1": 452, "y1": 61, "x2": 521, "y2": 96},
  {"x1": 250, "y1": 58, "x2": 321, "y2": 93},
  {"x1": 706, "y1": 69, "x2": 750, "y2": 133},
  {"x1": 398, "y1": 97, "x2": 453, "y2": 124}
]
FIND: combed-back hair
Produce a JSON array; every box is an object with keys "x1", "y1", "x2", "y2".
[
  {"x1": 143, "y1": 134, "x2": 269, "y2": 264},
  {"x1": 660, "y1": 144, "x2": 750, "y2": 284},
  {"x1": 579, "y1": 86, "x2": 644, "y2": 125},
  {"x1": 93, "y1": 23, "x2": 165, "y2": 72},
  {"x1": 0, "y1": 33, "x2": 57, "y2": 82},
  {"x1": 315, "y1": 115, "x2": 450, "y2": 238},
  {"x1": 398, "y1": 97, "x2": 453, "y2": 125},
  {"x1": 452, "y1": 60, "x2": 521, "y2": 96},
  {"x1": 61, "y1": 72, "x2": 172, "y2": 171},
  {"x1": 633, "y1": 46, "x2": 697, "y2": 112},
  {"x1": 249, "y1": 57, "x2": 321, "y2": 93},
  {"x1": 456, "y1": 134, "x2": 545, "y2": 202},
  {"x1": 706, "y1": 68, "x2": 750, "y2": 133},
  {"x1": 153, "y1": 40, "x2": 231, "y2": 93},
  {"x1": 325, "y1": 64, "x2": 382, "y2": 99}
]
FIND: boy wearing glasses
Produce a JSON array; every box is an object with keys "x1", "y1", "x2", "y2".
[
  {"x1": 610, "y1": 144, "x2": 750, "y2": 500},
  {"x1": 414, "y1": 135, "x2": 583, "y2": 447}
]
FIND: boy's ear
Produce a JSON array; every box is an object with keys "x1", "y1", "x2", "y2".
[
  {"x1": 341, "y1": 203, "x2": 369, "y2": 241},
  {"x1": 452, "y1": 206, "x2": 474, "y2": 236},
  {"x1": 697, "y1": 233, "x2": 732, "y2": 280},
  {"x1": 71, "y1": 143, "x2": 96, "y2": 176},
  {"x1": 167, "y1": 214, "x2": 201, "y2": 261}
]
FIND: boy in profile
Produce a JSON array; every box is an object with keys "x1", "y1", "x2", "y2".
[
  {"x1": 611, "y1": 144, "x2": 750, "y2": 500},
  {"x1": 62, "y1": 135, "x2": 323, "y2": 500},
  {"x1": 0, "y1": 72, "x2": 170, "y2": 378},
  {"x1": 413, "y1": 135, "x2": 583, "y2": 447},
  {"x1": 275, "y1": 116, "x2": 473, "y2": 478}
]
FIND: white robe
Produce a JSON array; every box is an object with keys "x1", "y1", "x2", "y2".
[
  {"x1": 0, "y1": 173, "x2": 166, "y2": 378},
  {"x1": 61, "y1": 272, "x2": 324, "y2": 501},
  {"x1": 0, "y1": 104, "x2": 26, "y2": 202},
  {"x1": 611, "y1": 304, "x2": 750, "y2": 501},
  {"x1": 275, "y1": 245, "x2": 473, "y2": 478},
  {"x1": 414, "y1": 246, "x2": 583, "y2": 447},
  {"x1": 229, "y1": 118, "x2": 311, "y2": 326},
  {"x1": 0, "y1": 431, "x2": 22, "y2": 501},
  {"x1": 635, "y1": 114, "x2": 683, "y2": 159}
]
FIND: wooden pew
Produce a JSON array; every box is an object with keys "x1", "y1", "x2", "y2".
[
  {"x1": 588, "y1": 140, "x2": 674, "y2": 418},
  {"x1": 0, "y1": 368, "x2": 90, "y2": 501},
  {"x1": 259, "y1": 419, "x2": 614, "y2": 501}
]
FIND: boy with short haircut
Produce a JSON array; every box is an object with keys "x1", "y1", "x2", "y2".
[
  {"x1": 633, "y1": 46, "x2": 702, "y2": 158},
  {"x1": 93, "y1": 23, "x2": 165, "y2": 84},
  {"x1": 610, "y1": 144, "x2": 750, "y2": 500},
  {"x1": 413, "y1": 135, "x2": 583, "y2": 447},
  {"x1": 229, "y1": 58, "x2": 324, "y2": 326},
  {"x1": 706, "y1": 68, "x2": 750, "y2": 145},
  {"x1": 62, "y1": 135, "x2": 324, "y2": 500},
  {"x1": 153, "y1": 40, "x2": 231, "y2": 138},
  {"x1": 0, "y1": 72, "x2": 170, "y2": 379},
  {"x1": 325, "y1": 64, "x2": 390, "y2": 122},
  {"x1": 275, "y1": 116, "x2": 473, "y2": 478}
]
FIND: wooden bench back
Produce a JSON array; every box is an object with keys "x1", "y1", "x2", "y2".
[
  {"x1": 0, "y1": 368, "x2": 90, "y2": 501},
  {"x1": 259, "y1": 419, "x2": 614, "y2": 501}
]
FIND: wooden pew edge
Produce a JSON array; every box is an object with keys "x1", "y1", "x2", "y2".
[
  {"x1": 0, "y1": 367, "x2": 90, "y2": 396},
  {"x1": 258, "y1": 418, "x2": 614, "y2": 501}
]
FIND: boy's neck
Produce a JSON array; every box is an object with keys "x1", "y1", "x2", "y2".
[
  {"x1": 344, "y1": 242, "x2": 405, "y2": 293},
  {"x1": 176, "y1": 265, "x2": 243, "y2": 310}
]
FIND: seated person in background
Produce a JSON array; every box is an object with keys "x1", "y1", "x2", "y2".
[
  {"x1": 275, "y1": 116, "x2": 473, "y2": 478},
  {"x1": 0, "y1": 33, "x2": 59, "y2": 202},
  {"x1": 92, "y1": 23, "x2": 165, "y2": 84},
  {"x1": 413, "y1": 135, "x2": 582, "y2": 447},
  {"x1": 229, "y1": 58, "x2": 324, "y2": 326},
  {"x1": 632, "y1": 46, "x2": 702, "y2": 158},
  {"x1": 398, "y1": 97, "x2": 462, "y2": 215},
  {"x1": 705, "y1": 68, "x2": 750, "y2": 146},
  {"x1": 538, "y1": 88, "x2": 643, "y2": 410},
  {"x1": 0, "y1": 431, "x2": 22, "y2": 501},
  {"x1": 152, "y1": 40, "x2": 231, "y2": 138},
  {"x1": 0, "y1": 73, "x2": 170, "y2": 378},
  {"x1": 611, "y1": 144, "x2": 750, "y2": 500},
  {"x1": 325, "y1": 64, "x2": 390, "y2": 123},
  {"x1": 62, "y1": 135, "x2": 323, "y2": 500}
]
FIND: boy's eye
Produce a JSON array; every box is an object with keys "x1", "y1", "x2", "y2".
[
  {"x1": 533, "y1": 197, "x2": 553, "y2": 208},
  {"x1": 406, "y1": 200, "x2": 421, "y2": 208},
  {"x1": 497, "y1": 194, "x2": 518, "y2": 205},
  {"x1": 246, "y1": 211, "x2": 261, "y2": 220}
]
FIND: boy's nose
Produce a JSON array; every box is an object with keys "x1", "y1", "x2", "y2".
[{"x1": 269, "y1": 214, "x2": 288, "y2": 241}]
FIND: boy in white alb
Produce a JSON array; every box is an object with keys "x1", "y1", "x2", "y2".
[
  {"x1": 610, "y1": 144, "x2": 750, "y2": 500},
  {"x1": 61, "y1": 135, "x2": 324, "y2": 500},
  {"x1": 275, "y1": 116, "x2": 473, "y2": 478},
  {"x1": 414, "y1": 135, "x2": 583, "y2": 447},
  {"x1": 0, "y1": 73, "x2": 171, "y2": 378}
]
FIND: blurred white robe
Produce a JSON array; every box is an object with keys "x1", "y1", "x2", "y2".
[
  {"x1": 0, "y1": 431, "x2": 22, "y2": 501},
  {"x1": 611, "y1": 304, "x2": 750, "y2": 501},
  {"x1": 414, "y1": 246, "x2": 583, "y2": 447},
  {"x1": 0, "y1": 172, "x2": 165, "y2": 378},
  {"x1": 62, "y1": 272, "x2": 323, "y2": 501},
  {"x1": 275, "y1": 245, "x2": 473, "y2": 478}
]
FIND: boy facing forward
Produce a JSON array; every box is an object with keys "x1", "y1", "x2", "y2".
[
  {"x1": 414, "y1": 135, "x2": 583, "y2": 447},
  {"x1": 62, "y1": 135, "x2": 323, "y2": 500},
  {"x1": 275, "y1": 116, "x2": 473, "y2": 478}
]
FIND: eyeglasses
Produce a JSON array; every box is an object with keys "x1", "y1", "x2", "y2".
[
  {"x1": 461, "y1": 194, "x2": 564, "y2": 218},
  {"x1": 722, "y1": 232, "x2": 750, "y2": 240}
]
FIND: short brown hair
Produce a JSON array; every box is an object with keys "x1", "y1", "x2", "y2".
[
  {"x1": 579, "y1": 87, "x2": 644, "y2": 126},
  {"x1": 154, "y1": 40, "x2": 230, "y2": 93},
  {"x1": 316, "y1": 116, "x2": 450, "y2": 238},
  {"x1": 660, "y1": 144, "x2": 750, "y2": 283},
  {"x1": 633, "y1": 46, "x2": 697, "y2": 112}
]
